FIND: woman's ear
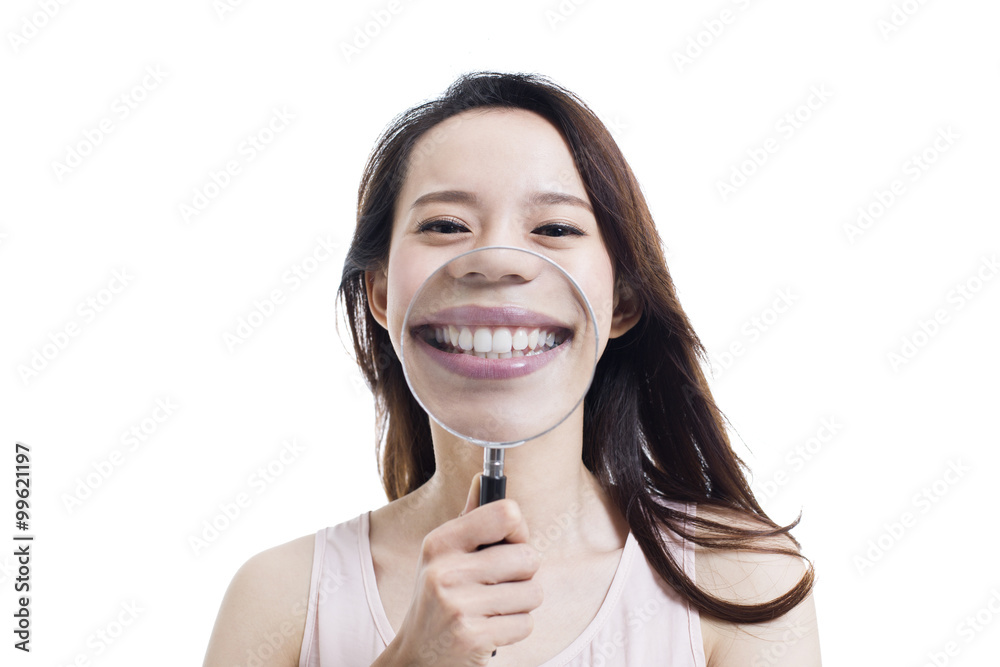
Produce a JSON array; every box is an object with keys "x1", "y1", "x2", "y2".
[
  {"x1": 609, "y1": 277, "x2": 642, "y2": 339},
  {"x1": 365, "y1": 269, "x2": 389, "y2": 330}
]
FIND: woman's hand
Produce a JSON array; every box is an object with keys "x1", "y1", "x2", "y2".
[{"x1": 381, "y1": 474, "x2": 543, "y2": 667}]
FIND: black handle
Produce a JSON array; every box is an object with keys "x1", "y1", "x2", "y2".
[
  {"x1": 479, "y1": 474, "x2": 506, "y2": 505},
  {"x1": 477, "y1": 473, "x2": 506, "y2": 658},
  {"x1": 476, "y1": 474, "x2": 507, "y2": 551}
]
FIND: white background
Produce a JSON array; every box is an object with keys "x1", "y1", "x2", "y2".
[{"x1": 1, "y1": 0, "x2": 998, "y2": 665}]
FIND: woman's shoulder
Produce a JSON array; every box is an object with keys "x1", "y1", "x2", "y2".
[
  {"x1": 644, "y1": 497, "x2": 810, "y2": 605},
  {"x1": 688, "y1": 503, "x2": 809, "y2": 598},
  {"x1": 684, "y1": 503, "x2": 821, "y2": 666},
  {"x1": 202, "y1": 532, "x2": 317, "y2": 667}
]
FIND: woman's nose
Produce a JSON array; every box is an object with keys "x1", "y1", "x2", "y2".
[{"x1": 445, "y1": 246, "x2": 543, "y2": 285}]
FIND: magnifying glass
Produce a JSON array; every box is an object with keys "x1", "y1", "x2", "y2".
[
  {"x1": 400, "y1": 243, "x2": 598, "y2": 495},
  {"x1": 399, "y1": 245, "x2": 598, "y2": 657}
]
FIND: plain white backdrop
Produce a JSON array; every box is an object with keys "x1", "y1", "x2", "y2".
[{"x1": 1, "y1": 0, "x2": 998, "y2": 664}]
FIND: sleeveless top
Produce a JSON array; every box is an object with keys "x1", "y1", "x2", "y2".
[{"x1": 298, "y1": 500, "x2": 707, "y2": 666}]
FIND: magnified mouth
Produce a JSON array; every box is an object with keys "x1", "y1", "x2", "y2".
[
  {"x1": 406, "y1": 305, "x2": 575, "y2": 380},
  {"x1": 419, "y1": 325, "x2": 570, "y2": 358}
]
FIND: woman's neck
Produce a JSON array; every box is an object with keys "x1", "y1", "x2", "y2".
[{"x1": 388, "y1": 411, "x2": 629, "y2": 560}]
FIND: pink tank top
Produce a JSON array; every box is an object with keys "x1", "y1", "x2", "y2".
[{"x1": 298, "y1": 501, "x2": 707, "y2": 666}]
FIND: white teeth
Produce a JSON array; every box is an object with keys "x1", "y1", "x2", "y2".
[
  {"x1": 458, "y1": 327, "x2": 473, "y2": 351},
  {"x1": 512, "y1": 328, "x2": 528, "y2": 351},
  {"x1": 430, "y1": 324, "x2": 563, "y2": 357},
  {"x1": 492, "y1": 328, "x2": 512, "y2": 354},
  {"x1": 473, "y1": 328, "x2": 493, "y2": 353}
]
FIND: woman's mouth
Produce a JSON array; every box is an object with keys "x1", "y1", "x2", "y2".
[
  {"x1": 404, "y1": 306, "x2": 576, "y2": 380},
  {"x1": 419, "y1": 325, "x2": 570, "y2": 358}
]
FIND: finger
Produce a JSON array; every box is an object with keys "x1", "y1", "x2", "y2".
[
  {"x1": 451, "y1": 499, "x2": 531, "y2": 551},
  {"x1": 482, "y1": 610, "x2": 537, "y2": 649},
  {"x1": 452, "y1": 579, "x2": 542, "y2": 632},
  {"x1": 468, "y1": 542, "x2": 542, "y2": 583},
  {"x1": 459, "y1": 473, "x2": 481, "y2": 518},
  {"x1": 476, "y1": 578, "x2": 544, "y2": 617}
]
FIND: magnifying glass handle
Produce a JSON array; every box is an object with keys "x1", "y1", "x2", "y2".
[
  {"x1": 477, "y1": 447, "x2": 507, "y2": 659},
  {"x1": 479, "y1": 473, "x2": 506, "y2": 505},
  {"x1": 479, "y1": 446, "x2": 506, "y2": 504}
]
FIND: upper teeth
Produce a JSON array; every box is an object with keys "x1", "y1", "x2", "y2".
[{"x1": 430, "y1": 326, "x2": 564, "y2": 358}]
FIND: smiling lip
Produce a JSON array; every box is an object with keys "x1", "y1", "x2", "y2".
[
  {"x1": 409, "y1": 305, "x2": 572, "y2": 330},
  {"x1": 409, "y1": 305, "x2": 572, "y2": 380},
  {"x1": 415, "y1": 335, "x2": 567, "y2": 380}
]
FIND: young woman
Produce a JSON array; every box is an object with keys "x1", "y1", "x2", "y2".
[{"x1": 203, "y1": 72, "x2": 821, "y2": 666}]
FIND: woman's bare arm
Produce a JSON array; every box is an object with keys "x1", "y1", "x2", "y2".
[
  {"x1": 203, "y1": 534, "x2": 315, "y2": 667},
  {"x1": 695, "y1": 506, "x2": 822, "y2": 666},
  {"x1": 702, "y1": 589, "x2": 821, "y2": 666}
]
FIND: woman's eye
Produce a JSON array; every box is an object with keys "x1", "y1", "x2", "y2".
[
  {"x1": 418, "y1": 218, "x2": 469, "y2": 234},
  {"x1": 532, "y1": 223, "x2": 585, "y2": 238}
]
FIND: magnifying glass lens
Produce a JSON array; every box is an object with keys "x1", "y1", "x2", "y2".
[{"x1": 400, "y1": 246, "x2": 598, "y2": 447}]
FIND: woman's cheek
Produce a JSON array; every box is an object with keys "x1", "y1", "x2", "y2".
[
  {"x1": 577, "y1": 267, "x2": 616, "y2": 342},
  {"x1": 385, "y1": 273, "x2": 415, "y2": 350}
]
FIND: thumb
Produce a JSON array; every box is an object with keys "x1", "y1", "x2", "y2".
[{"x1": 459, "y1": 473, "x2": 481, "y2": 517}]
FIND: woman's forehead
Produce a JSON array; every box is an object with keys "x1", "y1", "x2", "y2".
[{"x1": 400, "y1": 109, "x2": 587, "y2": 209}]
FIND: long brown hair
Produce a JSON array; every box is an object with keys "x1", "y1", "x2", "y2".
[{"x1": 338, "y1": 71, "x2": 814, "y2": 624}]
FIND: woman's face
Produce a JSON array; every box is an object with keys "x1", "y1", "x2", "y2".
[
  {"x1": 366, "y1": 108, "x2": 640, "y2": 440},
  {"x1": 369, "y1": 107, "x2": 638, "y2": 348}
]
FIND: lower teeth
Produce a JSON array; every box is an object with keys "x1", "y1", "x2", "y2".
[{"x1": 435, "y1": 342, "x2": 560, "y2": 357}]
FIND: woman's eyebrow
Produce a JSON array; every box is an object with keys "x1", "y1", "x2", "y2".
[
  {"x1": 409, "y1": 190, "x2": 480, "y2": 210},
  {"x1": 409, "y1": 190, "x2": 593, "y2": 214},
  {"x1": 526, "y1": 191, "x2": 593, "y2": 214}
]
